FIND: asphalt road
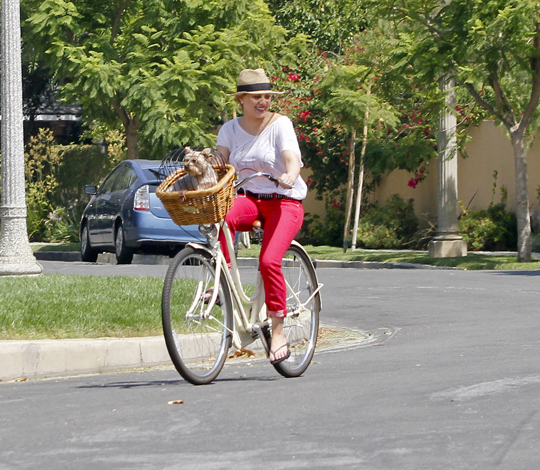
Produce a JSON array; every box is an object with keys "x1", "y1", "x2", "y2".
[{"x1": 2, "y1": 262, "x2": 540, "y2": 469}]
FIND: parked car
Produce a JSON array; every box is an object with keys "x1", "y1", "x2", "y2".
[{"x1": 80, "y1": 159, "x2": 204, "y2": 264}]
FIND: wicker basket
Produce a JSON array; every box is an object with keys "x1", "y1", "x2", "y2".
[{"x1": 156, "y1": 164, "x2": 236, "y2": 226}]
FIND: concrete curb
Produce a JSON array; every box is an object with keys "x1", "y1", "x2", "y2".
[
  {"x1": 0, "y1": 336, "x2": 170, "y2": 381},
  {"x1": 0, "y1": 334, "x2": 269, "y2": 382},
  {"x1": 34, "y1": 251, "x2": 82, "y2": 262},
  {"x1": 34, "y1": 251, "x2": 449, "y2": 269}
]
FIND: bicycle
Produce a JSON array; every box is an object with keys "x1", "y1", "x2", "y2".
[{"x1": 161, "y1": 172, "x2": 323, "y2": 385}]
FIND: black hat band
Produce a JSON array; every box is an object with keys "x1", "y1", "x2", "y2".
[{"x1": 236, "y1": 83, "x2": 273, "y2": 92}]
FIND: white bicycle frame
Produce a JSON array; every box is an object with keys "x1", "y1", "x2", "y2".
[
  {"x1": 185, "y1": 219, "x2": 269, "y2": 352},
  {"x1": 186, "y1": 218, "x2": 323, "y2": 354}
]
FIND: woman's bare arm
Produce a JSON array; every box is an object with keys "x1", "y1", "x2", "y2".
[
  {"x1": 216, "y1": 145, "x2": 230, "y2": 163},
  {"x1": 279, "y1": 150, "x2": 300, "y2": 188}
]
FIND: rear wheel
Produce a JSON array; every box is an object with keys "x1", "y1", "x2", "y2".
[
  {"x1": 80, "y1": 223, "x2": 98, "y2": 262},
  {"x1": 115, "y1": 223, "x2": 134, "y2": 264},
  {"x1": 272, "y1": 243, "x2": 320, "y2": 378},
  {"x1": 162, "y1": 246, "x2": 233, "y2": 385}
]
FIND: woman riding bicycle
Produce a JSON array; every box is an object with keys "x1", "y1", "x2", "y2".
[{"x1": 216, "y1": 68, "x2": 308, "y2": 365}]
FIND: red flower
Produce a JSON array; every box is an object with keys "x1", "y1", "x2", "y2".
[{"x1": 299, "y1": 110, "x2": 312, "y2": 121}]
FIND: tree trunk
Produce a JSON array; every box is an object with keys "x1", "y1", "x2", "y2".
[
  {"x1": 112, "y1": 99, "x2": 139, "y2": 159},
  {"x1": 125, "y1": 118, "x2": 139, "y2": 160},
  {"x1": 351, "y1": 88, "x2": 371, "y2": 251},
  {"x1": 342, "y1": 129, "x2": 357, "y2": 252},
  {"x1": 350, "y1": 161, "x2": 365, "y2": 251},
  {"x1": 511, "y1": 131, "x2": 532, "y2": 261}
]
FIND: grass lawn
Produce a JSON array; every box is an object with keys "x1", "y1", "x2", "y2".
[{"x1": 0, "y1": 275, "x2": 164, "y2": 340}]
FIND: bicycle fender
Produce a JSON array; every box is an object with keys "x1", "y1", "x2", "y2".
[
  {"x1": 290, "y1": 240, "x2": 323, "y2": 308},
  {"x1": 185, "y1": 242, "x2": 213, "y2": 255}
]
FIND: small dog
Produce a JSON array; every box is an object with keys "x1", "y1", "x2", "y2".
[{"x1": 169, "y1": 147, "x2": 218, "y2": 192}]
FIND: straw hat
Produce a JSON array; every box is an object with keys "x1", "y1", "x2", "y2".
[{"x1": 230, "y1": 68, "x2": 283, "y2": 95}]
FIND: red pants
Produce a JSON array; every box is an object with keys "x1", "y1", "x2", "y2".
[{"x1": 219, "y1": 194, "x2": 304, "y2": 318}]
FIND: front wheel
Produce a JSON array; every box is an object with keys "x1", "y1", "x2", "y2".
[
  {"x1": 272, "y1": 242, "x2": 321, "y2": 378},
  {"x1": 80, "y1": 223, "x2": 98, "y2": 262},
  {"x1": 162, "y1": 246, "x2": 233, "y2": 385}
]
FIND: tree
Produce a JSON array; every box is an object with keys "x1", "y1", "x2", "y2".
[
  {"x1": 25, "y1": 0, "x2": 292, "y2": 158},
  {"x1": 381, "y1": 0, "x2": 540, "y2": 261},
  {"x1": 266, "y1": 0, "x2": 367, "y2": 53},
  {"x1": 271, "y1": 25, "x2": 442, "y2": 248},
  {"x1": 318, "y1": 62, "x2": 400, "y2": 250}
]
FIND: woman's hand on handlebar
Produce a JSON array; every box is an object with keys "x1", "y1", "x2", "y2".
[{"x1": 277, "y1": 173, "x2": 296, "y2": 189}]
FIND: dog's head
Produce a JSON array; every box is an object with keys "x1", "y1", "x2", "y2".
[{"x1": 184, "y1": 152, "x2": 210, "y2": 176}]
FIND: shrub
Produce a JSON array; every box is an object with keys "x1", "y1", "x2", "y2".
[
  {"x1": 355, "y1": 194, "x2": 419, "y2": 249},
  {"x1": 301, "y1": 194, "x2": 345, "y2": 247},
  {"x1": 532, "y1": 234, "x2": 540, "y2": 253},
  {"x1": 407, "y1": 216, "x2": 437, "y2": 250},
  {"x1": 43, "y1": 200, "x2": 81, "y2": 243},
  {"x1": 25, "y1": 129, "x2": 63, "y2": 241},
  {"x1": 25, "y1": 128, "x2": 126, "y2": 242},
  {"x1": 459, "y1": 202, "x2": 517, "y2": 251}
]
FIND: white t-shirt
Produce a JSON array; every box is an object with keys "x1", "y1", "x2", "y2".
[{"x1": 217, "y1": 115, "x2": 308, "y2": 200}]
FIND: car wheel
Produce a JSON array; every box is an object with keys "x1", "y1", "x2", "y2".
[
  {"x1": 80, "y1": 223, "x2": 98, "y2": 262},
  {"x1": 115, "y1": 223, "x2": 134, "y2": 264}
]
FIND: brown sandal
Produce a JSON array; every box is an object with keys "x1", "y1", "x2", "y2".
[{"x1": 269, "y1": 343, "x2": 290, "y2": 365}]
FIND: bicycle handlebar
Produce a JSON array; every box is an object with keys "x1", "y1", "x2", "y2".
[{"x1": 234, "y1": 172, "x2": 294, "y2": 190}]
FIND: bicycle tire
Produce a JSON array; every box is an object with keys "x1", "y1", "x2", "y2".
[
  {"x1": 272, "y1": 243, "x2": 321, "y2": 378},
  {"x1": 162, "y1": 246, "x2": 233, "y2": 385}
]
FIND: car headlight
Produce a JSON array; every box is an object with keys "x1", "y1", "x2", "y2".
[{"x1": 134, "y1": 185, "x2": 150, "y2": 211}]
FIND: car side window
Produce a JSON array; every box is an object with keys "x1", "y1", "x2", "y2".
[
  {"x1": 111, "y1": 166, "x2": 137, "y2": 191},
  {"x1": 98, "y1": 172, "x2": 118, "y2": 195}
]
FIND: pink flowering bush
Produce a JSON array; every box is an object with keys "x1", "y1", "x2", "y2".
[{"x1": 271, "y1": 64, "x2": 352, "y2": 196}]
